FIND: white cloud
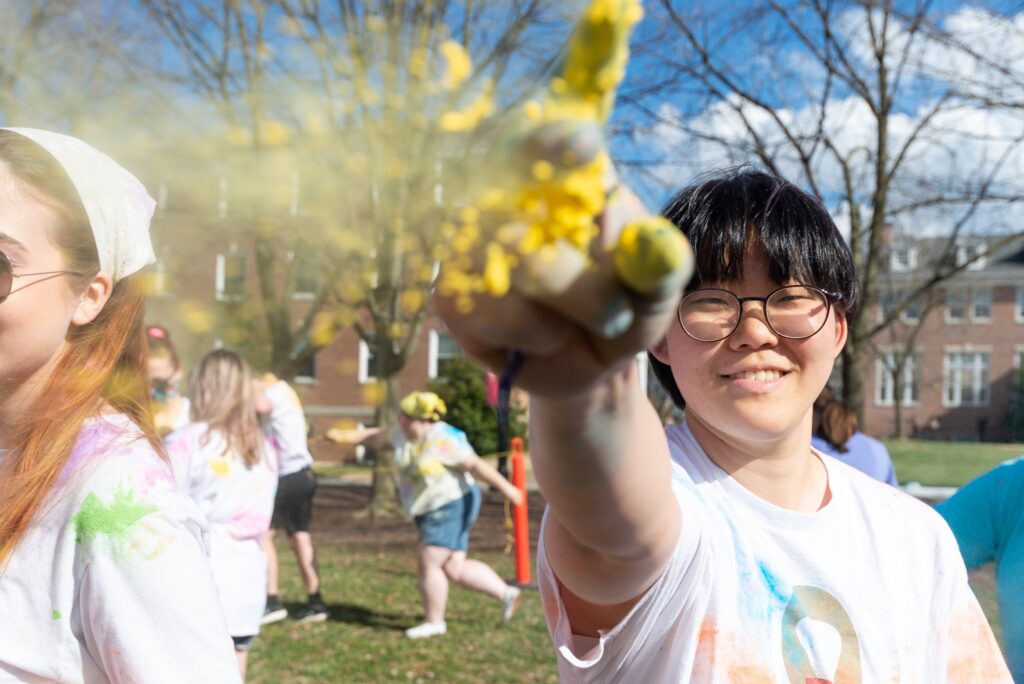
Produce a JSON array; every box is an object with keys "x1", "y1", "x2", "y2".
[{"x1": 627, "y1": 5, "x2": 1024, "y2": 238}]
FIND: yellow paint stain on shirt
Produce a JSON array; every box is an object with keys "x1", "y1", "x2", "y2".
[{"x1": 210, "y1": 458, "x2": 230, "y2": 478}]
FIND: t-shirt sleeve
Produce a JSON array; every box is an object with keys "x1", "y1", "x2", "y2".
[
  {"x1": 536, "y1": 480, "x2": 708, "y2": 680},
  {"x1": 77, "y1": 507, "x2": 241, "y2": 683},
  {"x1": 939, "y1": 527, "x2": 1014, "y2": 682},
  {"x1": 936, "y1": 469, "x2": 1000, "y2": 570}
]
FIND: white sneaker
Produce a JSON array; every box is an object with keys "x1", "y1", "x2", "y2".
[
  {"x1": 501, "y1": 586, "x2": 522, "y2": 624},
  {"x1": 405, "y1": 621, "x2": 447, "y2": 639}
]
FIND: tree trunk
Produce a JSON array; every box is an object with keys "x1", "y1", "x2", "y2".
[
  {"x1": 842, "y1": 310, "x2": 868, "y2": 425},
  {"x1": 369, "y1": 374, "x2": 402, "y2": 519},
  {"x1": 893, "y1": 361, "x2": 904, "y2": 440}
]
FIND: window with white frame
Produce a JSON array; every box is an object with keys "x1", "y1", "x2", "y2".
[
  {"x1": 971, "y1": 289, "x2": 992, "y2": 321},
  {"x1": 875, "y1": 352, "x2": 920, "y2": 406},
  {"x1": 295, "y1": 352, "x2": 317, "y2": 384},
  {"x1": 945, "y1": 290, "x2": 966, "y2": 323},
  {"x1": 358, "y1": 337, "x2": 378, "y2": 383},
  {"x1": 215, "y1": 252, "x2": 247, "y2": 300},
  {"x1": 878, "y1": 289, "x2": 921, "y2": 324},
  {"x1": 943, "y1": 351, "x2": 990, "y2": 406},
  {"x1": 890, "y1": 246, "x2": 917, "y2": 272},
  {"x1": 956, "y1": 243, "x2": 987, "y2": 270},
  {"x1": 1017, "y1": 288, "x2": 1024, "y2": 322},
  {"x1": 428, "y1": 329, "x2": 463, "y2": 379},
  {"x1": 901, "y1": 291, "x2": 921, "y2": 323}
]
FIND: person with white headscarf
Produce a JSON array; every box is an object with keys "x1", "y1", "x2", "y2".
[{"x1": 0, "y1": 129, "x2": 240, "y2": 682}]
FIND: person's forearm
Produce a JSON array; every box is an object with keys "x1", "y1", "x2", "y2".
[
  {"x1": 530, "y1": 362, "x2": 677, "y2": 563},
  {"x1": 468, "y1": 456, "x2": 520, "y2": 500}
]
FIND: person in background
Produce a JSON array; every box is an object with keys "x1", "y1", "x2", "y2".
[
  {"x1": 256, "y1": 373, "x2": 327, "y2": 624},
  {"x1": 0, "y1": 127, "x2": 239, "y2": 680},
  {"x1": 937, "y1": 457, "x2": 1024, "y2": 682},
  {"x1": 146, "y1": 324, "x2": 191, "y2": 437},
  {"x1": 327, "y1": 391, "x2": 525, "y2": 639},
  {"x1": 812, "y1": 397, "x2": 899, "y2": 486},
  {"x1": 168, "y1": 349, "x2": 278, "y2": 680}
]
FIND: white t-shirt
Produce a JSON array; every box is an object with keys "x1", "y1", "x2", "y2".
[
  {"x1": 261, "y1": 380, "x2": 313, "y2": 477},
  {"x1": 0, "y1": 414, "x2": 240, "y2": 683},
  {"x1": 393, "y1": 422, "x2": 476, "y2": 518},
  {"x1": 538, "y1": 422, "x2": 1012, "y2": 683},
  {"x1": 166, "y1": 422, "x2": 278, "y2": 637}
]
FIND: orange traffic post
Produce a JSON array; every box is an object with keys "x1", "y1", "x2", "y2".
[{"x1": 510, "y1": 437, "x2": 531, "y2": 584}]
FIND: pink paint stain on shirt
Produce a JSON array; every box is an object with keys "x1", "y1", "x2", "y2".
[{"x1": 140, "y1": 464, "x2": 174, "y2": 495}]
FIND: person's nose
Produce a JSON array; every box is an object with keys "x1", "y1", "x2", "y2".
[{"x1": 728, "y1": 300, "x2": 778, "y2": 350}]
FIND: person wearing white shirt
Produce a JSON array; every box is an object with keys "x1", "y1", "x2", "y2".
[{"x1": 0, "y1": 128, "x2": 239, "y2": 682}]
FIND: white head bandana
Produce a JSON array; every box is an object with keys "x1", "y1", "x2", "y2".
[{"x1": 0, "y1": 127, "x2": 156, "y2": 282}]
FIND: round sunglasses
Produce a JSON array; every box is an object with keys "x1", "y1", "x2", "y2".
[{"x1": 0, "y1": 249, "x2": 85, "y2": 303}]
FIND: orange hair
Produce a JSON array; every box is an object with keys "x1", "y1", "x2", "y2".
[{"x1": 0, "y1": 131, "x2": 161, "y2": 568}]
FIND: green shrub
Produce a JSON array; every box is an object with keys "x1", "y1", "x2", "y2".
[{"x1": 428, "y1": 357, "x2": 526, "y2": 457}]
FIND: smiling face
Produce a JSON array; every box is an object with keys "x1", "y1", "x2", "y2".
[
  {"x1": 653, "y1": 246, "x2": 847, "y2": 449},
  {"x1": 0, "y1": 164, "x2": 86, "y2": 394}
]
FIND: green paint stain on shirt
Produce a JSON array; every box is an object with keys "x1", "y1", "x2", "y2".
[
  {"x1": 52, "y1": 609, "x2": 61, "y2": 620},
  {"x1": 72, "y1": 487, "x2": 157, "y2": 545}
]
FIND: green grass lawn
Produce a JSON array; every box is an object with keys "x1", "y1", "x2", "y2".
[
  {"x1": 247, "y1": 544, "x2": 557, "y2": 683},
  {"x1": 886, "y1": 439, "x2": 1024, "y2": 487}
]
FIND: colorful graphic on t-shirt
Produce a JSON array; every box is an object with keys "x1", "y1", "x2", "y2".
[{"x1": 782, "y1": 586, "x2": 862, "y2": 683}]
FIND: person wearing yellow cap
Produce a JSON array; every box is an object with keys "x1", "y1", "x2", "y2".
[{"x1": 327, "y1": 390, "x2": 525, "y2": 639}]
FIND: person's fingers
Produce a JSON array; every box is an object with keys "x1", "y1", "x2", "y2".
[
  {"x1": 434, "y1": 287, "x2": 572, "y2": 358},
  {"x1": 513, "y1": 244, "x2": 636, "y2": 340}
]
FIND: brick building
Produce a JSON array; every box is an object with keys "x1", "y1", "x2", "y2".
[
  {"x1": 862, "y1": 234, "x2": 1024, "y2": 441},
  {"x1": 143, "y1": 195, "x2": 466, "y2": 461}
]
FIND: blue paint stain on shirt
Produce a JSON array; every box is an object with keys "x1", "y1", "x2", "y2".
[{"x1": 758, "y1": 561, "x2": 790, "y2": 605}]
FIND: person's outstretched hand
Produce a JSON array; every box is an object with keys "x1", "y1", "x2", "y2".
[{"x1": 435, "y1": 184, "x2": 692, "y2": 399}]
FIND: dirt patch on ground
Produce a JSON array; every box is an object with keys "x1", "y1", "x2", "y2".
[{"x1": 309, "y1": 484, "x2": 546, "y2": 554}]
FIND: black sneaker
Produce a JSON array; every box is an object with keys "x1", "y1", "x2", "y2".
[
  {"x1": 290, "y1": 602, "x2": 328, "y2": 624},
  {"x1": 261, "y1": 597, "x2": 288, "y2": 625}
]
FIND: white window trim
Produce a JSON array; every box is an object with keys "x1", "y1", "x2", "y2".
[
  {"x1": 211, "y1": 249, "x2": 243, "y2": 301},
  {"x1": 427, "y1": 329, "x2": 440, "y2": 379},
  {"x1": 970, "y1": 289, "x2": 992, "y2": 324},
  {"x1": 874, "y1": 351, "x2": 920, "y2": 407},
  {"x1": 890, "y1": 246, "x2": 917, "y2": 272},
  {"x1": 942, "y1": 349, "x2": 991, "y2": 408},
  {"x1": 358, "y1": 339, "x2": 376, "y2": 384},
  {"x1": 945, "y1": 290, "x2": 965, "y2": 324},
  {"x1": 294, "y1": 355, "x2": 317, "y2": 385}
]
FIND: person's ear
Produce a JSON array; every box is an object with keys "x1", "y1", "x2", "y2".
[
  {"x1": 831, "y1": 309, "x2": 848, "y2": 358},
  {"x1": 650, "y1": 335, "x2": 671, "y2": 364},
  {"x1": 71, "y1": 272, "x2": 113, "y2": 326}
]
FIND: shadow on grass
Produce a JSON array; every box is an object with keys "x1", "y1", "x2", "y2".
[{"x1": 282, "y1": 601, "x2": 411, "y2": 632}]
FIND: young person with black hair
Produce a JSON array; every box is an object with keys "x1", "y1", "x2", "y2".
[{"x1": 437, "y1": 168, "x2": 1010, "y2": 681}]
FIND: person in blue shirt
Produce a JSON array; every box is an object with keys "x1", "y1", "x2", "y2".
[
  {"x1": 937, "y1": 457, "x2": 1024, "y2": 682},
  {"x1": 812, "y1": 398, "x2": 898, "y2": 486}
]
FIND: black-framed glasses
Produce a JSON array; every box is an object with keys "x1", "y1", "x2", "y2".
[
  {"x1": 678, "y1": 285, "x2": 840, "y2": 342},
  {"x1": 0, "y1": 250, "x2": 84, "y2": 303}
]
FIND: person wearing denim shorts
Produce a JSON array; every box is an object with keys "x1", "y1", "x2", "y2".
[{"x1": 327, "y1": 391, "x2": 525, "y2": 639}]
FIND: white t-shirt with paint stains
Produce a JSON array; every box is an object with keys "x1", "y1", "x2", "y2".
[
  {"x1": 0, "y1": 413, "x2": 240, "y2": 683},
  {"x1": 392, "y1": 422, "x2": 476, "y2": 519},
  {"x1": 261, "y1": 380, "x2": 313, "y2": 477},
  {"x1": 166, "y1": 422, "x2": 278, "y2": 638},
  {"x1": 537, "y1": 422, "x2": 1012, "y2": 683}
]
